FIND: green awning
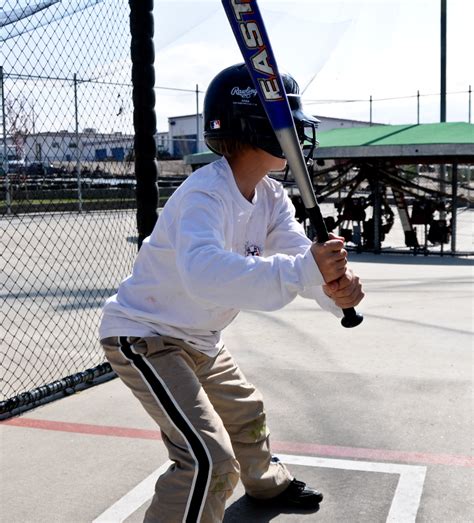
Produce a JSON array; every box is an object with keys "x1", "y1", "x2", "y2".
[
  {"x1": 318, "y1": 122, "x2": 474, "y2": 147},
  {"x1": 315, "y1": 122, "x2": 474, "y2": 161},
  {"x1": 184, "y1": 122, "x2": 474, "y2": 165}
]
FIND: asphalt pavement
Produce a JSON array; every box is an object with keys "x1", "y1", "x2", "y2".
[{"x1": 1, "y1": 252, "x2": 473, "y2": 522}]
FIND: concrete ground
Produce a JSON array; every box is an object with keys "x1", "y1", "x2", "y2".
[{"x1": 1, "y1": 253, "x2": 473, "y2": 522}]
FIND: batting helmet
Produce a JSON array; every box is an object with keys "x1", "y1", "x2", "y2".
[{"x1": 203, "y1": 63, "x2": 319, "y2": 159}]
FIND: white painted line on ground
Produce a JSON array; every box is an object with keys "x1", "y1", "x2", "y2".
[
  {"x1": 279, "y1": 453, "x2": 427, "y2": 523},
  {"x1": 386, "y1": 464, "x2": 427, "y2": 523},
  {"x1": 93, "y1": 454, "x2": 426, "y2": 522},
  {"x1": 92, "y1": 461, "x2": 171, "y2": 523}
]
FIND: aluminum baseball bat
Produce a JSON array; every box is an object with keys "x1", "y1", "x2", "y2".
[{"x1": 222, "y1": 0, "x2": 363, "y2": 327}]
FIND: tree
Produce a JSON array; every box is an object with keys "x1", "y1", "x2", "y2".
[{"x1": 4, "y1": 94, "x2": 32, "y2": 156}]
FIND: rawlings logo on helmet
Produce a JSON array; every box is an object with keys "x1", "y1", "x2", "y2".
[{"x1": 231, "y1": 86, "x2": 257, "y2": 99}]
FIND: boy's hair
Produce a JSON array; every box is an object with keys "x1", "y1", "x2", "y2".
[{"x1": 205, "y1": 137, "x2": 255, "y2": 158}]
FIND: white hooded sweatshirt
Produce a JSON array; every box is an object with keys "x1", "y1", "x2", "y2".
[{"x1": 99, "y1": 156, "x2": 341, "y2": 355}]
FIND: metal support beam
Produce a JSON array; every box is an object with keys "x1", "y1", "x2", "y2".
[
  {"x1": 440, "y1": 0, "x2": 447, "y2": 122},
  {"x1": 450, "y1": 163, "x2": 457, "y2": 255},
  {"x1": 372, "y1": 174, "x2": 382, "y2": 254}
]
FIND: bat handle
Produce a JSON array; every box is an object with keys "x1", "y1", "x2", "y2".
[
  {"x1": 305, "y1": 206, "x2": 363, "y2": 328},
  {"x1": 341, "y1": 307, "x2": 364, "y2": 328}
]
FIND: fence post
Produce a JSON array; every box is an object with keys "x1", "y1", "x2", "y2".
[
  {"x1": 74, "y1": 73, "x2": 83, "y2": 213},
  {"x1": 129, "y1": 0, "x2": 159, "y2": 249},
  {"x1": 1, "y1": 66, "x2": 12, "y2": 215}
]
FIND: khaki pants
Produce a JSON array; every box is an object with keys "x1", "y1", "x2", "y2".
[{"x1": 101, "y1": 335, "x2": 292, "y2": 523}]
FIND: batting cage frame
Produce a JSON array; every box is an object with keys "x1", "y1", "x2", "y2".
[
  {"x1": 1, "y1": 1, "x2": 159, "y2": 419},
  {"x1": 1, "y1": 2, "x2": 472, "y2": 419}
]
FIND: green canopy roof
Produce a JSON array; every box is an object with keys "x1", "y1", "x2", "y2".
[
  {"x1": 185, "y1": 122, "x2": 474, "y2": 165},
  {"x1": 315, "y1": 122, "x2": 473, "y2": 162},
  {"x1": 318, "y1": 122, "x2": 474, "y2": 147}
]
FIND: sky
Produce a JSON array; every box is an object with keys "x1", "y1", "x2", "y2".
[
  {"x1": 152, "y1": 0, "x2": 473, "y2": 130},
  {"x1": 2, "y1": 0, "x2": 473, "y2": 135}
]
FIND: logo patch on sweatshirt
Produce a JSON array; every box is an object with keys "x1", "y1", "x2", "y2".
[{"x1": 245, "y1": 242, "x2": 261, "y2": 256}]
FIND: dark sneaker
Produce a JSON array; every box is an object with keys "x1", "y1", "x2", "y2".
[
  {"x1": 247, "y1": 479, "x2": 323, "y2": 510},
  {"x1": 276, "y1": 478, "x2": 323, "y2": 509}
]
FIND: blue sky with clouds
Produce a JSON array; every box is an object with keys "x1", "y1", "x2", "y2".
[
  {"x1": 154, "y1": 0, "x2": 473, "y2": 128},
  {"x1": 2, "y1": 0, "x2": 472, "y2": 134}
]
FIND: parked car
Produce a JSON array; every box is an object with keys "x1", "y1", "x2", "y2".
[
  {"x1": 24, "y1": 163, "x2": 50, "y2": 176},
  {"x1": 24, "y1": 162, "x2": 66, "y2": 176}
]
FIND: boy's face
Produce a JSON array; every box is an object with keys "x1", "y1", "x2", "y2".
[{"x1": 262, "y1": 150, "x2": 287, "y2": 172}]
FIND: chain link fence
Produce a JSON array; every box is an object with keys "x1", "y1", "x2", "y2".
[
  {"x1": 1, "y1": 1, "x2": 140, "y2": 417},
  {"x1": 1, "y1": 2, "x2": 472, "y2": 419}
]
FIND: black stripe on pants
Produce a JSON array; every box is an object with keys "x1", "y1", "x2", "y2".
[{"x1": 119, "y1": 337, "x2": 212, "y2": 523}]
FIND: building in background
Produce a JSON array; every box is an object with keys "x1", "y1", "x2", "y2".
[
  {"x1": 316, "y1": 115, "x2": 384, "y2": 131},
  {"x1": 155, "y1": 131, "x2": 171, "y2": 157},
  {"x1": 22, "y1": 129, "x2": 134, "y2": 164},
  {"x1": 164, "y1": 113, "x2": 206, "y2": 157},
  {"x1": 155, "y1": 113, "x2": 380, "y2": 158},
  {"x1": 15, "y1": 114, "x2": 379, "y2": 165}
]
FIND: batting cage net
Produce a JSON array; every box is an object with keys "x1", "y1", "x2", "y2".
[
  {"x1": 1, "y1": 1, "x2": 140, "y2": 417},
  {"x1": 2, "y1": 2, "x2": 472, "y2": 419}
]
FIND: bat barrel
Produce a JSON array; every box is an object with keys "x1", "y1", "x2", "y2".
[{"x1": 222, "y1": 0, "x2": 363, "y2": 329}]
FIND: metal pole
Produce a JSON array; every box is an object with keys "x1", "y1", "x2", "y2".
[
  {"x1": 440, "y1": 0, "x2": 447, "y2": 122},
  {"x1": 74, "y1": 73, "x2": 82, "y2": 212},
  {"x1": 1, "y1": 66, "x2": 12, "y2": 215},
  {"x1": 439, "y1": 0, "x2": 447, "y2": 251},
  {"x1": 450, "y1": 163, "x2": 457, "y2": 255},
  {"x1": 32, "y1": 103, "x2": 37, "y2": 161},
  {"x1": 469, "y1": 85, "x2": 471, "y2": 123},
  {"x1": 373, "y1": 175, "x2": 381, "y2": 254},
  {"x1": 195, "y1": 84, "x2": 199, "y2": 154},
  {"x1": 369, "y1": 95, "x2": 372, "y2": 126},
  {"x1": 417, "y1": 90, "x2": 420, "y2": 124}
]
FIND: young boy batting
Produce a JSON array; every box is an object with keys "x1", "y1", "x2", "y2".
[{"x1": 99, "y1": 63, "x2": 364, "y2": 523}]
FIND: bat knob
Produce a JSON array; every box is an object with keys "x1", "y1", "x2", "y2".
[{"x1": 340, "y1": 309, "x2": 364, "y2": 328}]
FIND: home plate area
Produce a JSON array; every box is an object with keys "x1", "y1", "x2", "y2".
[{"x1": 94, "y1": 453, "x2": 426, "y2": 523}]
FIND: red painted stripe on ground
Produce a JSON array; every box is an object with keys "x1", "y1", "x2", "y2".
[
  {"x1": 3, "y1": 417, "x2": 162, "y2": 441},
  {"x1": 3, "y1": 417, "x2": 473, "y2": 468}
]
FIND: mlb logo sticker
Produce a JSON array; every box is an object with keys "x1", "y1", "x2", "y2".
[
  {"x1": 245, "y1": 243, "x2": 261, "y2": 256},
  {"x1": 210, "y1": 120, "x2": 221, "y2": 129}
]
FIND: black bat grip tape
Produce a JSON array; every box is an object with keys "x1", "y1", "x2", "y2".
[
  {"x1": 341, "y1": 307, "x2": 364, "y2": 328},
  {"x1": 305, "y1": 206, "x2": 363, "y2": 328}
]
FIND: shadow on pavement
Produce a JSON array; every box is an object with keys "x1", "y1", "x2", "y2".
[
  {"x1": 224, "y1": 495, "x2": 319, "y2": 522},
  {"x1": 348, "y1": 252, "x2": 473, "y2": 266}
]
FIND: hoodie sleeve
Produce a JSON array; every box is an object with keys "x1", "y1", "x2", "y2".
[
  {"x1": 264, "y1": 184, "x2": 314, "y2": 257},
  {"x1": 264, "y1": 184, "x2": 342, "y2": 317},
  {"x1": 174, "y1": 190, "x2": 325, "y2": 311}
]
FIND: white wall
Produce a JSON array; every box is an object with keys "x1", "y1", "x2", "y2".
[
  {"x1": 22, "y1": 132, "x2": 134, "y2": 164},
  {"x1": 167, "y1": 114, "x2": 206, "y2": 156},
  {"x1": 316, "y1": 115, "x2": 381, "y2": 132}
]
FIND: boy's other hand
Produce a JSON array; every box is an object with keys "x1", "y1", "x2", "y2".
[
  {"x1": 323, "y1": 268, "x2": 364, "y2": 308},
  {"x1": 311, "y1": 233, "x2": 347, "y2": 284}
]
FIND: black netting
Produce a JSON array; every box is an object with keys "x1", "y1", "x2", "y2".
[{"x1": 1, "y1": 1, "x2": 137, "y2": 416}]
